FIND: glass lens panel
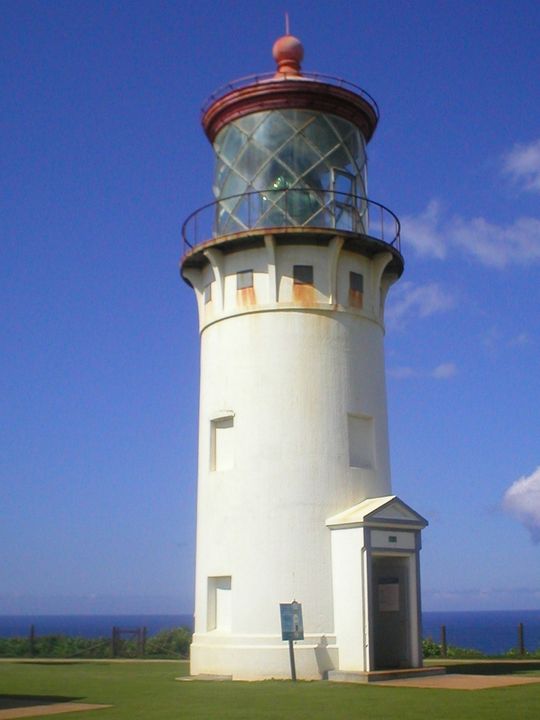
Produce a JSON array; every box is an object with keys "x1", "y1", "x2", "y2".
[
  {"x1": 278, "y1": 135, "x2": 320, "y2": 178},
  {"x1": 326, "y1": 114, "x2": 355, "y2": 140},
  {"x1": 214, "y1": 160, "x2": 231, "y2": 191},
  {"x1": 280, "y1": 109, "x2": 315, "y2": 130},
  {"x1": 252, "y1": 111, "x2": 295, "y2": 153},
  {"x1": 220, "y1": 169, "x2": 248, "y2": 199},
  {"x1": 256, "y1": 158, "x2": 295, "y2": 191},
  {"x1": 233, "y1": 142, "x2": 271, "y2": 182},
  {"x1": 301, "y1": 116, "x2": 341, "y2": 155},
  {"x1": 235, "y1": 113, "x2": 265, "y2": 134},
  {"x1": 326, "y1": 146, "x2": 355, "y2": 175},
  {"x1": 218, "y1": 124, "x2": 247, "y2": 164},
  {"x1": 212, "y1": 110, "x2": 367, "y2": 233},
  {"x1": 303, "y1": 164, "x2": 330, "y2": 190},
  {"x1": 226, "y1": 195, "x2": 251, "y2": 230}
]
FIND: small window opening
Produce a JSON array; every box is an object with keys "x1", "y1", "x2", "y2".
[
  {"x1": 237, "y1": 270, "x2": 253, "y2": 290},
  {"x1": 348, "y1": 413, "x2": 374, "y2": 469},
  {"x1": 293, "y1": 265, "x2": 313, "y2": 285},
  {"x1": 349, "y1": 271, "x2": 363, "y2": 309},
  {"x1": 207, "y1": 576, "x2": 232, "y2": 632},
  {"x1": 210, "y1": 416, "x2": 234, "y2": 471},
  {"x1": 350, "y1": 272, "x2": 363, "y2": 293}
]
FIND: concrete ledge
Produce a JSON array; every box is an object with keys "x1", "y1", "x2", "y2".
[{"x1": 328, "y1": 666, "x2": 447, "y2": 683}]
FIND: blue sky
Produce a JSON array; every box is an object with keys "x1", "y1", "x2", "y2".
[{"x1": 2, "y1": 0, "x2": 539, "y2": 615}]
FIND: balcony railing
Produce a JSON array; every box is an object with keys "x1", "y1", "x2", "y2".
[
  {"x1": 201, "y1": 71, "x2": 380, "y2": 118},
  {"x1": 182, "y1": 190, "x2": 401, "y2": 255}
]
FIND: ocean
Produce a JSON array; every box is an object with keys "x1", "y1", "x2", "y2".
[
  {"x1": 422, "y1": 610, "x2": 540, "y2": 655},
  {"x1": 0, "y1": 614, "x2": 193, "y2": 640},
  {"x1": 1, "y1": 610, "x2": 539, "y2": 655}
]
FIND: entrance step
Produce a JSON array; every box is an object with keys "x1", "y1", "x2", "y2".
[{"x1": 328, "y1": 666, "x2": 446, "y2": 683}]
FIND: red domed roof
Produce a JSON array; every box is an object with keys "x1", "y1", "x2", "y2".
[
  {"x1": 201, "y1": 33, "x2": 379, "y2": 143},
  {"x1": 272, "y1": 34, "x2": 304, "y2": 76}
]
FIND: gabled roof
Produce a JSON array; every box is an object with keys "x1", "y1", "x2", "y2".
[{"x1": 326, "y1": 495, "x2": 428, "y2": 530}]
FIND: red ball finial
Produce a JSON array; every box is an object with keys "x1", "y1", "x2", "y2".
[{"x1": 272, "y1": 33, "x2": 304, "y2": 76}]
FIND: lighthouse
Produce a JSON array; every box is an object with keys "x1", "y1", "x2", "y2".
[{"x1": 181, "y1": 33, "x2": 428, "y2": 681}]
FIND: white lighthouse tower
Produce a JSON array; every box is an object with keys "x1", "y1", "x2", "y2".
[{"x1": 181, "y1": 34, "x2": 428, "y2": 681}]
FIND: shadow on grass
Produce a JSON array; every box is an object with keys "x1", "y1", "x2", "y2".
[
  {"x1": 0, "y1": 695, "x2": 83, "y2": 710},
  {"x1": 444, "y1": 661, "x2": 540, "y2": 676}
]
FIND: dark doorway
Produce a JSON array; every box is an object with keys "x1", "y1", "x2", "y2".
[{"x1": 371, "y1": 556, "x2": 410, "y2": 669}]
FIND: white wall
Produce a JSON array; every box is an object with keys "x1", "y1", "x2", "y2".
[
  {"x1": 330, "y1": 527, "x2": 367, "y2": 671},
  {"x1": 185, "y1": 236, "x2": 398, "y2": 678}
]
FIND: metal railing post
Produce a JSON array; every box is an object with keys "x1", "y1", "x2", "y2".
[
  {"x1": 518, "y1": 622, "x2": 525, "y2": 656},
  {"x1": 441, "y1": 625, "x2": 447, "y2": 658}
]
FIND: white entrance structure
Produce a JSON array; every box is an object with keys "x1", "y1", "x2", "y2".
[{"x1": 181, "y1": 33, "x2": 428, "y2": 680}]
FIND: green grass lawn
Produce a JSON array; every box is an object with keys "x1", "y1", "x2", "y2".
[{"x1": 1, "y1": 660, "x2": 539, "y2": 720}]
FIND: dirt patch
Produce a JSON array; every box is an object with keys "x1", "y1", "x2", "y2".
[
  {"x1": 0, "y1": 699, "x2": 111, "y2": 719},
  {"x1": 378, "y1": 673, "x2": 540, "y2": 690}
]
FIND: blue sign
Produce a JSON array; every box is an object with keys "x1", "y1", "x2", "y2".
[{"x1": 280, "y1": 601, "x2": 304, "y2": 641}]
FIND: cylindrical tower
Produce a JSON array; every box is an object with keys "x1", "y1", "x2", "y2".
[{"x1": 181, "y1": 35, "x2": 425, "y2": 680}]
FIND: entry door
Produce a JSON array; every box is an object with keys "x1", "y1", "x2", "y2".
[{"x1": 371, "y1": 556, "x2": 410, "y2": 669}]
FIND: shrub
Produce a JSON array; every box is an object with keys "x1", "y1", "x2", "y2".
[
  {"x1": 422, "y1": 637, "x2": 442, "y2": 657},
  {"x1": 0, "y1": 627, "x2": 192, "y2": 659},
  {"x1": 145, "y1": 627, "x2": 192, "y2": 658},
  {"x1": 445, "y1": 645, "x2": 485, "y2": 659}
]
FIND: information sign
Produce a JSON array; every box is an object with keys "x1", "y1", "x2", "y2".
[{"x1": 280, "y1": 601, "x2": 304, "y2": 641}]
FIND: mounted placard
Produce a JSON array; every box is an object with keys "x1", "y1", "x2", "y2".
[{"x1": 280, "y1": 601, "x2": 304, "y2": 641}]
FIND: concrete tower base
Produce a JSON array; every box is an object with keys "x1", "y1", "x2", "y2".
[{"x1": 191, "y1": 633, "x2": 338, "y2": 681}]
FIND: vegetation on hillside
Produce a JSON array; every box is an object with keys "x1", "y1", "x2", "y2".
[
  {"x1": 422, "y1": 637, "x2": 540, "y2": 659},
  {"x1": 1, "y1": 628, "x2": 538, "y2": 660},
  {"x1": 0, "y1": 626, "x2": 192, "y2": 659}
]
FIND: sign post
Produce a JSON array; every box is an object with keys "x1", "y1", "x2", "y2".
[{"x1": 280, "y1": 601, "x2": 304, "y2": 681}]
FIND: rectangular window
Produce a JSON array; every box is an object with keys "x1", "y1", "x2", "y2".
[
  {"x1": 348, "y1": 413, "x2": 374, "y2": 468},
  {"x1": 332, "y1": 168, "x2": 355, "y2": 197},
  {"x1": 210, "y1": 416, "x2": 234, "y2": 471},
  {"x1": 237, "y1": 269, "x2": 253, "y2": 290},
  {"x1": 350, "y1": 271, "x2": 363, "y2": 292},
  {"x1": 349, "y1": 271, "x2": 364, "y2": 309},
  {"x1": 207, "y1": 576, "x2": 232, "y2": 631},
  {"x1": 293, "y1": 265, "x2": 313, "y2": 285}
]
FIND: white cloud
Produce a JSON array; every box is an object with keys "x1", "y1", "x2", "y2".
[
  {"x1": 387, "y1": 366, "x2": 417, "y2": 379},
  {"x1": 508, "y1": 332, "x2": 530, "y2": 347},
  {"x1": 386, "y1": 281, "x2": 455, "y2": 328},
  {"x1": 400, "y1": 200, "x2": 448, "y2": 259},
  {"x1": 452, "y1": 215, "x2": 540, "y2": 268},
  {"x1": 503, "y1": 138, "x2": 540, "y2": 194},
  {"x1": 401, "y1": 141, "x2": 540, "y2": 266},
  {"x1": 388, "y1": 362, "x2": 457, "y2": 380},
  {"x1": 502, "y1": 467, "x2": 540, "y2": 543},
  {"x1": 402, "y1": 201, "x2": 540, "y2": 268},
  {"x1": 431, "y1": 362, "x2": 457, "y2": 379}
]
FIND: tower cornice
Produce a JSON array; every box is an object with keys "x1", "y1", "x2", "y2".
[{"x1": 202, "y1": 76, "x2": 379, "y2": 143}]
